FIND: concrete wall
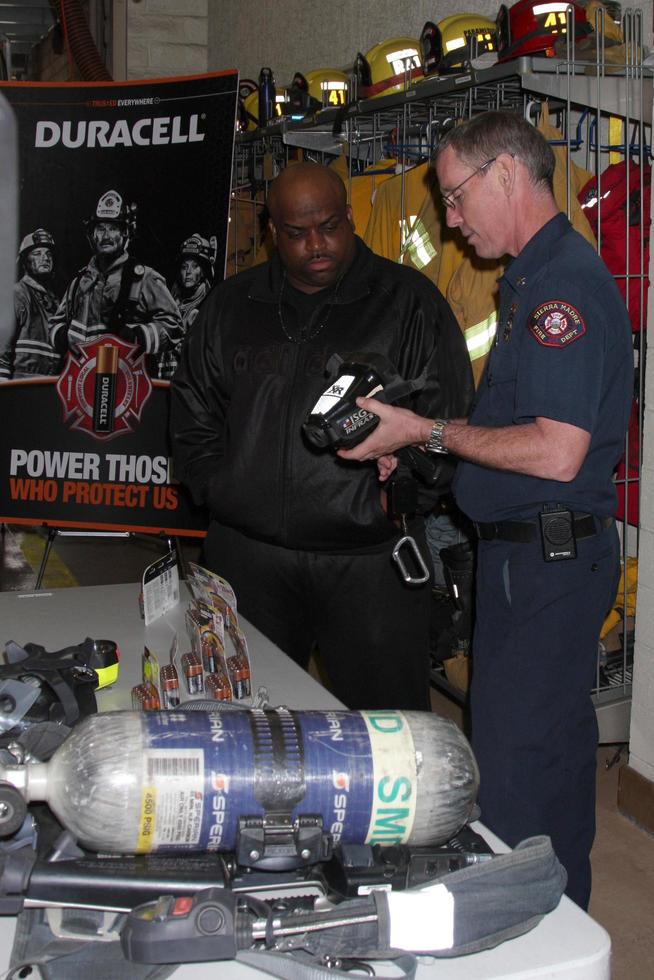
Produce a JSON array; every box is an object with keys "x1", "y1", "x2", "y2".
[{"x1": 126, "y1": 0, "x2": 208, "y2": 80}]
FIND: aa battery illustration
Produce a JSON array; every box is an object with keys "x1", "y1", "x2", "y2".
[{"x1": 93, "y1": 343, "x2": 119, "y2": 433}]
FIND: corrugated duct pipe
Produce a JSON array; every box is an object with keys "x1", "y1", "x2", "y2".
[{"x1": 57, "y1": 0, "x2": 112, "y2": 81}]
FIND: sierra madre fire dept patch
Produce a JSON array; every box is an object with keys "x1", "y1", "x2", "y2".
[{"x1": 528, "y1": 300, "x2": 586, "y2": 347}]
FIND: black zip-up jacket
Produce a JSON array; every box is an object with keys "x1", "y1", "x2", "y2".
[{"x1": 170, "y1": 236, "x2": 473, "y2": 553}]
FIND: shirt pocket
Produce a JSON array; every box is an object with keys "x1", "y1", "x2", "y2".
[
  {"x1": 486, "y1": 342, "x2": 518, "y2": 385},
  {"x1": 480, "y1": 342, "x2": 519, "y2": 424}
]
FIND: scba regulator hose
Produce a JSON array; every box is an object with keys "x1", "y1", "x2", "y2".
[{"x1": 1, "y1": 709, "x2": 479, "y2": 854}]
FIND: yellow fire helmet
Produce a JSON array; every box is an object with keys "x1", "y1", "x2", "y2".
[
  {"x1": 242, "y1": 90, "x2": 259, "y2": 131},
  {"x1": 420, "y1": 21, "x2": 443, "y2": 76},
  {"x1": 242, "y1": 87, "x2": 288, "y2": 130},
  {"x1": 280, "y1": 71, "x2": 347, "y2": 118},
  {"x1": 438, "y1": 13, "x2": 497, "y2": 71},
  {"x1": 362, "y1": 36, "x2": 424, "y2": 98},
  {"x1": 304, "y1": 68, "x2": 349, "y2": 110}
]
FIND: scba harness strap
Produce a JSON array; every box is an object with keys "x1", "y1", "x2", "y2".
[
  {"x1": 67, "y1": 257, "x2": 144, "y2": 340},
  {"x1": 7, "y1": 837, "x2": 565, "y2": 978}
]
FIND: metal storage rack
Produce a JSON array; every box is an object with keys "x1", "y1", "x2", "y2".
[{"x1": 232, "y1": 9, "x2": 651, "y2": 744}]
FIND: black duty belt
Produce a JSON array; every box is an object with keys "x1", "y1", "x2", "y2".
[{"x1": 474, "y1": 514, "x2": 613, "y2": 543}]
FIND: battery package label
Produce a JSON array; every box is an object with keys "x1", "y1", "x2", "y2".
[
  {"x1": 142, "y1": 550, "x2": 180, "y2": 626},
  {"x1": 140, "y1": 709, "x2": 417, "y2": 852}
]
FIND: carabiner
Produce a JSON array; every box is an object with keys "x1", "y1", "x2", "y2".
[{"x1": 392, "y1": 535, "x2": 430, "y2": 585}]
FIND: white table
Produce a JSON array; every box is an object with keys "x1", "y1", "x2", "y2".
[{"x1": 0, "y1": 583, "x2": 611, "y2": 979}]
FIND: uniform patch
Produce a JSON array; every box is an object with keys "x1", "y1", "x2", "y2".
[{"x1": 528, "y1": 301, "x2": 586, "y2": 347}]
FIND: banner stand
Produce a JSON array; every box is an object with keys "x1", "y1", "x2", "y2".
[
  {"x1": 33, "y1": 526, "x2": 188, "y2": 591},
  {"x1": 0, "y1": 72, "x2": 236, "y2": 544}
]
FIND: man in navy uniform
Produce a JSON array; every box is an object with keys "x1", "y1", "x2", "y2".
[{"x1": 340, "y1": 111, "x2": 632, "y2": 909}]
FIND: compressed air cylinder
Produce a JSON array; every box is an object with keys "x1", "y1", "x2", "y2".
[{"x1": 0, "y1": 709, "x2": 478, "y2": 854}]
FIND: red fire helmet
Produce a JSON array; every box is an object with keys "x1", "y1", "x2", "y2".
[{"x1": 496, "y1": 1, "x2": 591, "y2": 62}]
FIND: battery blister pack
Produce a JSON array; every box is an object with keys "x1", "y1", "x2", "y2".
[{"x1": 132, "y1": 563, "x2": 253, "y2": 711}]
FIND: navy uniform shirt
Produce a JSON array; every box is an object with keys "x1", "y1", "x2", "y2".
[{"x1": 453, "y1": 213, "x2": 633, "y2": 521}]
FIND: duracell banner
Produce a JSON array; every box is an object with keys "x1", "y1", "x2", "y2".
[{"x1": 0, "y1": 72, "x2": 238, "y2": 535}]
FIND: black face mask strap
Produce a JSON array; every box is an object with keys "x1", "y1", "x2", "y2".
[
  {"x1": 324, "y1": 354, "x2": 428, "y2": 403},
  {"x1": 382, "y1": 365, "x2": 429, "y2": 402}
]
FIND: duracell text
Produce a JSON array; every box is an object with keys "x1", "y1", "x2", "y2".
[{"x1": 93, "y1": 344, "x2": 119, "y2": 434}]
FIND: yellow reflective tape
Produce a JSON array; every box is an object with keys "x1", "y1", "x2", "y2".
[
  {"x1": 95, "y1": 662, "x2": 119, "y2": 690},
  {"x1": 399, "y1": 218, "x2": 437, "y2": 269},
  {"x1": 464, "y1": 313, "x2": 498, "y2": 361}
]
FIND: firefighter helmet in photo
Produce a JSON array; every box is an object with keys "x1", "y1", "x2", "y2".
[
  {"x1": 179, "y1": 233, "x2": 217, "y2": 281},
  {"x1": 496, "y1": 0, "x2": 591, "y2": 62},
  {"x1": 361, "y1": 36, "x2": 424, "y2": 97},
  {"x1": 17, "y1": 228, "x2": 55, "y2": 265},
  {"x1": 85, "y1": 190, "x2": 137, "y2": 237}
]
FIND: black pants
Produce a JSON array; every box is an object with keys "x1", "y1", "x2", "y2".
[
  {"x1": 203, "y1": 521, "x2": 433, "y2": 711},
  {"x1": 470, "y1": 522, "x2": 620, "y2": 909}
]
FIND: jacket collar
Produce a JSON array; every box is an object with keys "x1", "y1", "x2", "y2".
[
  {"x1": 248, "y1": 235, "x2": 374, "y2": 305},
  {"x1": 87, "y1": 251, "x2": 130, "y2": 278},
  {"x1": 21, "y1": 273, "x2": 54, "y2": 295}
]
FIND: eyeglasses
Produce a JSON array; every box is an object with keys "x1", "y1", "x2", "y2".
[{"x1": 441, "y1": 158, "x2": 497, "y2": 210}]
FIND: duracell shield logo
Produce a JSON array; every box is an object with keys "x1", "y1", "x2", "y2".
[{"x1": 56, "y1": 335, "x2": 152, "y2": 440}]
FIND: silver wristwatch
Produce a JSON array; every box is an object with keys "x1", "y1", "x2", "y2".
[{"x1": 424, "y1": 419, "x2": 449, "y2": 455}]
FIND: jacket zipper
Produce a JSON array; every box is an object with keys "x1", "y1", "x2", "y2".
[{"x1": 278, "y1": 328, "x2": 302, "y2": 543}]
